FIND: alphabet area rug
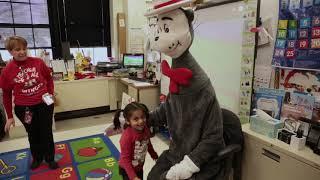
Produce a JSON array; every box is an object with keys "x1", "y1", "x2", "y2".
[{"x1": 0, "y1": 134, "x2": 122, "y2": 180}]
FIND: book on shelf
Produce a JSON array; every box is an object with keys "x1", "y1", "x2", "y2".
[
  {"x1": 253, "y1": 88, "x2": 285, "y2": 120},
  {"x1": 281, "y1": 91, "x2": 315, "y2": 122}
]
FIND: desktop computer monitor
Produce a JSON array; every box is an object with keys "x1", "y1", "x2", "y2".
[{"x1": 123, "y1": 53, "x2": 144, "y2": 69}]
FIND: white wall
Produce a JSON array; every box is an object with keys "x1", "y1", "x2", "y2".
[
  {"x1": 125, "y1": 0, "x2": 149, "y2": 53},
  {"x1": 110, "y1": 0, "x2": 124, "y2": 60},
  {"x1": 110, "y1": 0, "x2": 149, "y2": 58}
]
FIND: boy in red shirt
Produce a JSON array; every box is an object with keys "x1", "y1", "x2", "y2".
[{"x1": 0, "y1": 36, "x2": 58, "y2": 169}]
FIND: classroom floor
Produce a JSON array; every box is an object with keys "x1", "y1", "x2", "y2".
[{"x1": 0, "y1": 113, "x2": 169, "y2": 179}]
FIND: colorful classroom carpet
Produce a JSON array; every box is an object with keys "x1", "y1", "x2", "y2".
[{"x1": 0, "y1": 134, "x2": 122, "y2": 180}]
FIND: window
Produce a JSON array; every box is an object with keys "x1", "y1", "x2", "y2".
[
  {"x1": 70, "y1": 47, "x2": 109, "y2": 65},
  {"x1": 0, "y1": 0, "x2": 112, "y2": 61},
  {"x1": 0, "y1": 0, "x2": 52, "y2": 61},
  {"x1": 54, "y1": 0, "x2": 112, "y2": 60}
]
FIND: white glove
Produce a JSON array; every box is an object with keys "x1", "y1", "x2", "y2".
[{"x1": 166, "y1": 155, "x2": 200, "y2": 180}]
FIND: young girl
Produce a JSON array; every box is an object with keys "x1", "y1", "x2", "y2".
[
  {"x1": 0, "y1": 36, "x2": 57, "y2": 169},
  {"x1": 114, "y1": 102, "x2": 158, "y2": 180}
]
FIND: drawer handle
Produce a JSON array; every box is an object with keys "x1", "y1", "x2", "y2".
[{"x1": 262, "y1": 148, "x2": 280, "y2": 163}]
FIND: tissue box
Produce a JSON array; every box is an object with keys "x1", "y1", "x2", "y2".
[{"x1": 250, "y1": 115, "x2": 284, "y2": 138}]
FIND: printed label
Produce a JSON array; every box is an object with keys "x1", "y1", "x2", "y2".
[
  {"x1": 300, "y1": 18, "x2": 311, "y2": 28},
  {"x1": 288, "y1": 29, "x2": 297, "y2": 39},
  {"x1": 311, "y1": 39, "x2": 320, "y2": 48},
  {"x1": 313, "y1": 16, "x2": 320, "y2": 26},
  {"x1": 278, "y1": 30, "x2": 287, "y2": 39},
  {"x1": 279, "y1": 20, "x2": 288, "y2": 29},
  {"x1": 288, "y1": 20, "x2": 297, "y2": 29},
  {"x1": 286, "y1": 49, "x2": 295, "y2": 59},
  {"x1": 298, "y1": 39, "x2": 309, "y2": 49},
  {"x1": 276, "y1": 39, "x2": 286, "y2": 48},
  {"x1": 299, "y1": 29, "x2": 308, "y2": 39},
  {"x1": 275, "y1": 49, "x2": 285, "y2": 57},
  {"x1": 312, "y1": 27, "x2": 320, "y2": 38},
  {"x1": 297, "y1": 50, "x2": 308, "y2": 57},
  {"x1": 287, "y1": 40, "x2": 296, "y2": 48}
]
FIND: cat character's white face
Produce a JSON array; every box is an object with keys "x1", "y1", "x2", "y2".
[{"x1": 149, "y1": 9, "x2": 192, "y2": 58}]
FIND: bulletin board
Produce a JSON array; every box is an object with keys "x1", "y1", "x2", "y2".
[{"x1": 272, "y1": 0, "x2": 320, "y2": 70}]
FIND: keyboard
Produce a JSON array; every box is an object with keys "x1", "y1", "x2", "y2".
[{"x1": 128, "y1": 76, "x2": 148, "y2": 82}]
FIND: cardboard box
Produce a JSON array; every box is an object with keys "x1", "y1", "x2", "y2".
[
  {"x1": 117, "y1": 13, "x2": 126, "y2": 56},
  {"x1": 250, "y1": 115, "x2": 284, "y2": 138}
]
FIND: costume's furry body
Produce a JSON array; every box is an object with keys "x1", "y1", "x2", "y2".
[{"x1": 147, "y1": 8, "x2": 225, "y2": 180}]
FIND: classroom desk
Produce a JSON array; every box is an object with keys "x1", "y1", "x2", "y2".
[
  {"x1": 119, "y1": 78, "x2": 160, "y2": 111},
  {"x1": 53, "y1": 77, "x2": 160, "y2": 119},
  {"x1": 54, "y1": 77, "x2": 118, "y2": 113},
  {"x1": 242, "y1": 123, "x2": 320, "y2": 180}
]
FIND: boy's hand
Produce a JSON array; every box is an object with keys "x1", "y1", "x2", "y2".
[
  {"x1": 5, "y1": 118, "x2": 15, "y2": 132},
  {"x1": 133, "y1": 177, "x2": 141, "y2": 180}
]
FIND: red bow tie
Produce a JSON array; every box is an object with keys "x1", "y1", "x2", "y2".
[{"x1": 161, "y1": 60, "x2": 193, "y2": 94}]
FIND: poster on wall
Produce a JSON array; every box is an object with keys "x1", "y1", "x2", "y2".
[
  {"x1": 272, "y1": 0, "x2": 320, "y2": 69},
  {"x1": 278, "y1": 69, "x2": 320, "y2": 96}
]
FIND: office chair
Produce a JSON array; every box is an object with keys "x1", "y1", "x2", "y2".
[{"x1": 213, "y1": 108, "x2": 244, "y2": 180}]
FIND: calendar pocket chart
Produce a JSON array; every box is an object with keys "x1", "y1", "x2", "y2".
[{"x1": 272, "y1": 0, "x2": 320, "y2": 69}]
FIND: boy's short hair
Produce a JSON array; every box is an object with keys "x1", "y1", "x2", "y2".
[{"x1": 5, "y1": 36, "x2": 27, "y2": 51}]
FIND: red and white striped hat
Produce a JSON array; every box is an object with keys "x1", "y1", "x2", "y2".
[{"x1": 145, "y1": 0, "x2": 195, "y2": 17}]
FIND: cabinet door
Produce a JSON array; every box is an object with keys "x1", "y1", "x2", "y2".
[
  {"x1": 242, "y1": 135, "x2": 320, "y2": 180},
  {"x1": 242, "y1": 137, "x2": 282, "y2": 180},
  {"x1": 280, "y1": 152, "x2": 320, "y2": 180},
  {"x1": 55, "y1": 80, "x2": 109, "y2": 112}
]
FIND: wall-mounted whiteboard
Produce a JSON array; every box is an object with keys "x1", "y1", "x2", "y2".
[{"x1": 190, "y1": 1, "x2": 244, "y2": 114}]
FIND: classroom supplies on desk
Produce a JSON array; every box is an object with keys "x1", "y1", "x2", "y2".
[
  {"x1": 250, "y1": 114, "x2": 284, "y2": 138},
  {"x1": 253, "y1": 88, "x2": 285, "y2": 119},
  {"x1": 74, "y1": 71, "x2": 95, "y2": 80},
  {"x1": 278, "y1": 129, "x2": 296, "y2": 144},
  {"x1": 290, "y1": 128, "x2": 306, "y2": 151},
  {"x1": 96, "y1": 62, "x2": 122, "y2": 73},
  {"x1": 306, "y1": 124, "x2": 320, "y2": 152},
  {"x1": 75, "y1": 52, "x2": 91, "y2": 72},
  {"x1": 121, "y1": 78, "x2": 152, "y2": 87},
  {"x1": 51, "y1": 60, "x2": 67, "y2": 74},
  {"x1": 281, "y1": 91, "x2": 315, "y2": 121},
  {"x1": 128, "y1": 76, "x2": 148, "y2": 82},
  {"x1": 278, "y1": 118, "x2": 310, "y2": 144},
  {"x1": 112, "y1": 68, "x2": 129, "y2": 77}
]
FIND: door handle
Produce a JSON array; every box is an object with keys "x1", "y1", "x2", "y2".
[{"x1": 262, "y1": 148, "x2": 280, "y2": 163}]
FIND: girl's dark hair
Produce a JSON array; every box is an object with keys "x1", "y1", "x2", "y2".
[{"x1": 113, "y1": 102, "x2": 149, "y2": 130}]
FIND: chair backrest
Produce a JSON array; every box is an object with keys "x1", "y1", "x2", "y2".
[
  {"x1": 222, "y1": 108, "x2": 244, "y2": 146},
  {"x1": 221, "y1": 108, "x2": 244, "y2": 180}
]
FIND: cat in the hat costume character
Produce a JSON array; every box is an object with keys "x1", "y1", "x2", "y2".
[{"x1": 145, "y1": 0, "x2": 225, "y2": 179}]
